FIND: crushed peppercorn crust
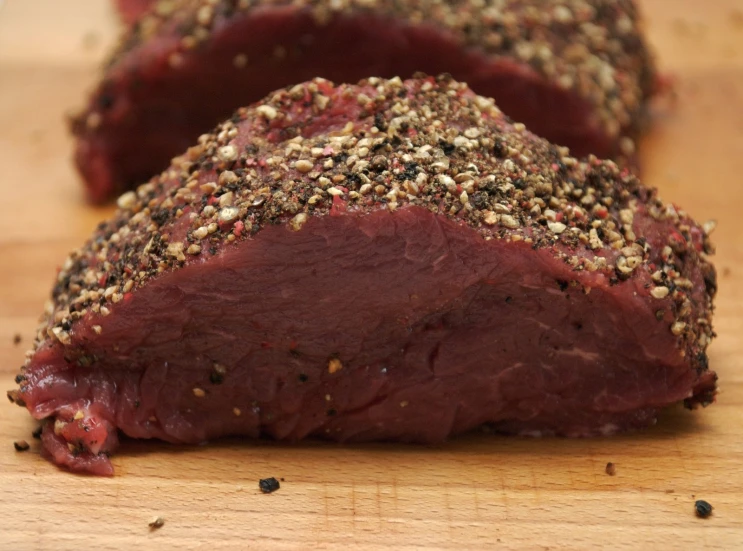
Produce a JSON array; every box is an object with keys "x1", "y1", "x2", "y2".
[{"x1": 16, "y1": 75, "x2": 715, "y2": 402}]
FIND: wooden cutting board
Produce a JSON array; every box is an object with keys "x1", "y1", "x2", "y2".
[{"x1": 1, "y1": 1, "x2": 742, "y2": 548}]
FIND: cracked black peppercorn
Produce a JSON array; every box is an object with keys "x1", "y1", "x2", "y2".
[
  {"x1": 259, "y1": 477, "x2": 280, "y2": 494},
  {"x1": 694, "y1": 500, "x2": 713, "y2": 518}
]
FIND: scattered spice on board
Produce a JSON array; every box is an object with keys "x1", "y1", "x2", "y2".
[
  {"x1": 31, "y1": 426, "x2": 42, "y2": 439},
  {"x1": 148, "y1": 516, "x2": 165, "y2": 529},
  {"x1": 694, "y1": 500, "x2": 713, "y2": 518},
  {"x1": 259, "y1": 477, "x2": 280, "y2": 494},
  {"x1": 14, "y1": 440, "x2": 30, "y2": 451},
  {"x1": 13, "y1": 333, "x2": 22, "y2": 346},
  {"x1": 605, "y1": 462, "x2": 616, "y2": 476}
]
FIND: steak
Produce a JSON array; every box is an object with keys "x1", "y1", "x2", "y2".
[
  {"x1": 74, "y1": 0, "x2": 656, "y2": 203},
  {"x1": 11, "y1": 76, "x2": 716, "y2": 476}
]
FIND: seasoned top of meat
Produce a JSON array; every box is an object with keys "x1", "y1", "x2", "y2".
[
  {"x1": 36, "y1": 76, "x2": 713, "y2": 375},
  {"x1": 104, "y1": 0, "x2": 655, "y2": 147}
]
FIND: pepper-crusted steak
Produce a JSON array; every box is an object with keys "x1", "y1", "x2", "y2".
[
  {"x1": 12, "y1": 76, "x2": 715, "y2": 475},
  {"x1": 76, "y1": 0, "x2": 656, "y2": 202}
]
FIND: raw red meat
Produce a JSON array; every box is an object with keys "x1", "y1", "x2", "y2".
[
  {"x1": 12, "y1": 76, "x2": 715, "y2": 475},
  {"x1": 74, "y1": 0, "x2": 656, "y2": 202}
]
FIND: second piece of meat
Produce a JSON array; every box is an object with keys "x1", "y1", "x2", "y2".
[{"x1": 76, "y1": 0, "x2": 656, "y2": 202}]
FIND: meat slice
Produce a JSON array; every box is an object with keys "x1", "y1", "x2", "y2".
[
  {"x1": 114, "y1": 0, "x2": 156, "y2": 25},
  {"x1": 74, "y1": 0, "x2": 656, "y2": 203},
  {"x1": 12, "y1": 76, "x2": 715, "y2": 475}
]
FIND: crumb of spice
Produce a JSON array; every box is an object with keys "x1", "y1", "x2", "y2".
[
  {"x1": 14, "y1": 440, "x2": 30, "y2": 452},
  {"x1": 31, "y1": 426, "x2": 42, "y2": 439},
  {"x1": 605, "y1": 462, "x2": 616, "y2": 476},
  {"x1": 81, "y1": 32, "x2": 101, "y2": 52},
  {"x1": 694, "y1": 500, "x2": 713, "y2": 518},
  {"x1": 328, "y1": 357, "x2": 343, "y2": 374},
  {"x1": 13, "y1": 333, "x2": 22, "y2": 346},
  {"x1": 259, "y1": 477, "x2": 280, "y2": 494},
  {"x1": 148, "y1": 516, "x2": 165, "y2": 529}
]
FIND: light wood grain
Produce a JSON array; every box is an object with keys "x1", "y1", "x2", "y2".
[{"x1": 1, "y1": 1, "x2": 742, "y2": 549}]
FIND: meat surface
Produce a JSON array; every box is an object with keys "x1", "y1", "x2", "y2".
[
  {"x1": 74, "y1": 0, "x2": 656, "y2": 203},
  {"x1": 11, "y1": 76, "x2": 715, "y2": 475},
  {"x1": 115, "y1": 0, "x2": 156, "y2": 24}
]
